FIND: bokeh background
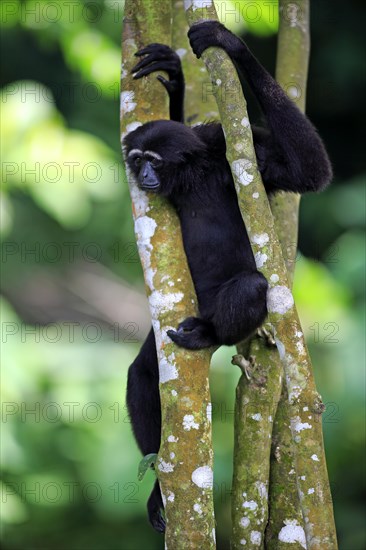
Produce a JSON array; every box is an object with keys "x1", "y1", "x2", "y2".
[{"x1": 1, "y1": 1, "x2": 365, "y2": 549}]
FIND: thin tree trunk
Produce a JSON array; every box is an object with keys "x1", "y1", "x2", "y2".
[
  {"x1": 121, "y1": 2, "x2": 215, "y2": 547},
  {"x1": 185, "y1": 3, "x2": 338, "y2": 549},
  {"x1": 266, "y1": 2, "x2": 312, "y2": 547},
  {"x1": 172, "y1": 0, "x2": 218, "y2": 123},
  {"x1": 233, "y1": 2, "x2": 312, "y2": 547},
  {"x1": 232, "y1": 338, "x2": 282, "y2": 549}
]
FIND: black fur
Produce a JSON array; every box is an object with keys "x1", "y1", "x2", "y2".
[{"x1": 123, "y1": 21, "x2": 332, "y2": 531}]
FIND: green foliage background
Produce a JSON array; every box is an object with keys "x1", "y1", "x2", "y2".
[{"x1": 1, "y1": 1, "x2": 365, "y2": 549}]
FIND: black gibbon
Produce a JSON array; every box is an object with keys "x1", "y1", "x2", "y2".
[{"x1": 123, "y1": 21, "x2": 332, "y2": 532}]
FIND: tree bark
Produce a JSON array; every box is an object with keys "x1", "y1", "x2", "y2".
[
  {"x1": 185, "y1": 2, "x2": 337, "y2": 549},
  {"x1": 266, "y1": 2, "x2": 311, "y2": 547},
  {"x1": 121, "y1": 2, "x2": 215, "y2": 547},
  {"x1": 172, "y1": 0, "x2": 218, "y2": 123}
]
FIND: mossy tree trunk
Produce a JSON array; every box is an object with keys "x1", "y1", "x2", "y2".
[
  {"x1": 233, "y1": 1, "x2": 312, "y2": 548},
  {"x1": 185, "y1": 2, "x2": 337, "y2": 549},
  {"x1": 172, "y1": 0, "x2": 218, "y2": 123},
  {"x1": 121, "y1": 1, "x2": 215, "y2": 547},
  {"x1": 266, "y1": 2, "x2": 312, "y2": 547}
]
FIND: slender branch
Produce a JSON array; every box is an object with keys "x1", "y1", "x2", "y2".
[
  {"x1": 121, "y1": 1, "x2": 215, "y2": 547},
  {"x1": 172, "y1": 0, "x2": 218, "y2": 123},
  {"x1": 232, "y1": 336, "x2": 282, "y2": 550},
  {"x1": 266, "y1": 2, "x2": 311, "y2": 547},
  {"x1": 185, "y1": 3, "x2": 337, "y2": 549}
]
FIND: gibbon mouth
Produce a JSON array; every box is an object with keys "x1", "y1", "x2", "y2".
[{"x1": 140, "y1": 184, "x2": 160, "y2": 191}]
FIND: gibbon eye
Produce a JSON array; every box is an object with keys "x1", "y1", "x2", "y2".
[
  {"x1": 150, "y1": 157, "x2": 163, "y2": 169},
  {"x1": 134, "y1": 156, "x2": 142, "y2": 167}
]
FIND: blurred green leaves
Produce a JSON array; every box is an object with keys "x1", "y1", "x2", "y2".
[
  {"x1": 1, "y1": 81, "x2": 121, "y2": 230},
  {"x1": 215, "y1": 0, "x2": 279, "y2": 36}
]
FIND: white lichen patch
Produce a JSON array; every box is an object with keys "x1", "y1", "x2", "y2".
[
  {"x1": 150, "y1": 290, "x2": 184, "y2": 318},
  {"x1": 288, "y1": 85, "x2": 300, "y2": 100},
  {"x1": 289, "y1": 385, "x2": 302, "y2": 402},
  {"x1": 283, "y1": 359, "x2": 308, "y2": 404},
  {"x1": 308, "y1": 488, "x2": 315, "y2": 495},
  {"x1": 134, "y1": 215, "x2": 157, "y2": 291},
  {"x1": 250, "y1": 531, "x2": 261, "y2": 546},
  {"x1": 252, "y1": 192, "x2": 259, "y2": 199},
  {"x1": 145, "y1": 267, "x2": 157, "y2": 292},
  {"x1": 255, "y1": 481, "x2": 268, "y2": 500},
  {"x1": 311, "y1": 454, "x2": 320, "y2": 462},
  {"x1": 278, "y1": 519, "x2": 306, "y2": 549},
  {"x1": 129, "y1": 179, "x2": 149, "y2": 217},
  {"x1": 240, "y1": 539, "x2": 247, "y2": 546},
  {"x1": 176, "y1": 48, "x2": 187, "y2": 59},
  {"x1": 251, "y1": 233, "x2": 269, "y2": 248},
  {"x1": 193, "y1": 503, "x2": 203, "y2": 515},
  {"x1": 159, "y1": 353, "x2": 178, "y2": 383},
  {"x1": 126, "y1": 121, "x2": 142, "y2": 134},
  {"x1": 181, "y1": 396, "x2": 193, "y2": 408},
  {"x1": 242, "y1": 500, "x2": 258, "y2": 511},
  {"x1": 291, "y1": 416, "x2": 312, "y2": 433},
  {"x1": 159, "y1": 325, "x2": 176, "y2": 345},
  {"x1": 121, "y1": 62, "x2": 128, "y2": 79},
  {"x1": 300, "y1": 475, "x2": 306, "y2": 481},
  {"x1": 207, "y1": 403, "x2": 212, "y2": 423},
  {"x1": 191, "y1": 465, "x2": 213, "y2": 489},
  {"x1": 121, "y1": 90, "x2": 137, "y2": 115},
  {"x1": 170, "y1": 452, "x2": 175, "y2": 459},
  {"x1": 183, "y1": 414, "x2": 199, "y2": 431},
  {"x1": 167, "y1": 490, "x2": 175, "y2": 502},
  {"x1": 241, "y1": 116, "x2": 250, "y2": 127},
  {"x1": 240, "y1": 516, "x2": 250, "y2": 528},
  {"x1": 297, "y1": 423, "x2": 312, "y2": 432},
  {"x1": 216, "y1": 79, "x2": 222, "y2": 86},
  {"x1": 158, "y1": 458, "x2": 174, "y2": 473},
  {"x1": 234, "y1": 142, "x2": 245, "y2": 153},
  {"x1": 171, "y1": 390, "x2": 177, "y2": 397},
  {"x1": 124, "y1": 39, "x2": 136, "y2": 50},
  {"x1": 267, "y1": 285, "x2": 294, "y2": 314},
  {"x1": 303, "y1": 406, "x2": 309, "y2": 411},
  {"x1": 167, "y1": 435, "x2": 178, "y2": 443},
  {"x1": 135, "y1": 215, "x2": 156, "y2": 245},
  {"x1": 270, "y1": 273, "x2": 279, "y2": 283},
  {"x1": 184, "y1": 0, "x2": 213, "y2": 10},
  {"x1": 296, "y1": 340, "x2": 306, "y2": 355},
  {"x1": 250, "y1": 413, "x2": 262, "y2": 422},
  {"x1": 255, "y1": 251, "x2": 268, "y2": 268},
  {"x1": 231, "y1": 159, "x2": 254, "y2": 186}
]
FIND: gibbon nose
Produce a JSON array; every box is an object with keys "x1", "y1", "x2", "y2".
[{"x1": 139, "y1": 161, "x2": 160, "y2": 190}]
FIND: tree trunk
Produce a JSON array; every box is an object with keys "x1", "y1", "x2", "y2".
[
  {"x1": 121, "y1": 2, "x2": 215, "y2": 547},
  {"x1": 185, "y1": 2, "x2": 338, "y2": 549}
]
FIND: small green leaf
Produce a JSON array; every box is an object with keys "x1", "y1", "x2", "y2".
[{"x1": 138, "y1": 453, "x2": 158, "y2": 481}]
